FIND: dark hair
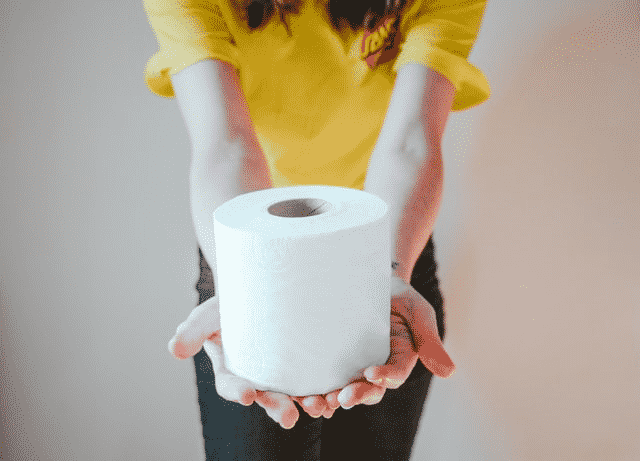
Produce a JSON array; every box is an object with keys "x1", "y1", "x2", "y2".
[{"x1": 238, "y1": 0, "x2": 407, "y2": 36}]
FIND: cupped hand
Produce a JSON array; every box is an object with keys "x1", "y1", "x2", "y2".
[
  {"x1": 167, "y1": 274, "x2": 455, "y2": 423},
  {"x1": 168, "y1": 296, "x2": 303, "y2": 429},
  {"x1": 327, "y1": 275, "x2": 456, "y2": 410}
]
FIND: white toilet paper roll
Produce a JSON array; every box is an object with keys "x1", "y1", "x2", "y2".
[{"x1": 213, "y1": 185, "x2": 391, "y2": 397}]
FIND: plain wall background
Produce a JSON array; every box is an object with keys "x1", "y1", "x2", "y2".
[{"x1": 1, "y1": 0, "x2": 638, "y2": 459}]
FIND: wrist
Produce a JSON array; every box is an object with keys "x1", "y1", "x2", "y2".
[{"x1": 391, "y1": 261, "x2": 411, "y2": 284}]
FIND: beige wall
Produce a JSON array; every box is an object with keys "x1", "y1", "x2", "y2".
[
  {"x1": 414, "y1": 1, "x2": 640, "y2": 459},
  {"x1": 1, "y1": 0, "x2": 637, "y2": 460}
]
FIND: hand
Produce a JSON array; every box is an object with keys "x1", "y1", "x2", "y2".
[
  {"x1": 330, "y1": 275, "x2": 456, "y2": 410},
  {"x1": 168, "y1": 296, "x2": 303, "y2": 429}
]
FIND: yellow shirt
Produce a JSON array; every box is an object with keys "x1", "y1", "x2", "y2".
[{"x1": 143, "y1": 0, "x2": 491, "y2": 190}]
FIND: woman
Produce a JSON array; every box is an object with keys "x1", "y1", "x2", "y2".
[{"x1": 143, "y1": 0, "x2": 490, "y2": 459}]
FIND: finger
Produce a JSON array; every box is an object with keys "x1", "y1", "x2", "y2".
[
  {"x1": 294, "y1": 395, "x2": 326, "y2": 418},
  {"x1": 256, "y1": 391, "x2": 300, "y2": 429},
  {"x1": 169, "y1": 297, "x2": 221, "y2": 359},
  {"x1": 364, "y1": 315, "x2": 417, "y2": 388},
  {"x1": 408, "y1": 296, "x2": 456, "y2": 378},
  {"x1": 393, "y1": 290, "x2": 456, "y2": 379},
  {"x1": 423, "y1": 351, "x2": 456, "y2": 379},
  {"x1": 202, "y1": 340, "x2": 257, "y2": 405},
  {"x1": 337, "y1": 381, "x2": 386, "y2": 409},
  {"x1": 324, "y1": 391, "x2": 342, "y2": 410},
  {"x1": 365, "y1": 353, "x2": 418, "y2": 389},
  {"x1": 322, "y1": 407, "x2": 335, "y2": 419},
  {"x1": 215, "y1": 371, "x2": 258, "y2": 406}
]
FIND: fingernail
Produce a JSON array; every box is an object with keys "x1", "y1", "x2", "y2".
[{"x1": 342, "y1": 404, "x2": 353, "y2": 410}]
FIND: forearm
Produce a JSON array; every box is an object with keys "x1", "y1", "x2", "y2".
[
  {"x1": 190, "y1": 132, "x2": 272, "y2": 291},
  {"x1": 364, "y1": 63, "x2": 453, "y2": 284},
  {"x1": 364, "y1": 127, "x2": 443, "y2": 284}
]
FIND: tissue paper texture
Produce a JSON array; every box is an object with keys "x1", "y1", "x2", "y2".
[{"x1": 213, "y1": 185, "x2": 391, "y2": 396}]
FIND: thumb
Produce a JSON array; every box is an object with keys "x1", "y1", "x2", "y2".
[
  {"x1": 415, "y1": 323, "x2": 456, "y2": 378},
  {"x1": 407, "y1": 294, "x2": 456, "y2": 378},
  {"x1": 419, "y1": 341, "x2": 456, "y2": 379},
  {"x1": 169, "y1": 296, "x2": 221, "y2": 359}
]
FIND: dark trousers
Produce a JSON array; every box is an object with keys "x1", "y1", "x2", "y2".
[{"x1": 193, "y1": 235, "x2": 446, "y2": 461}]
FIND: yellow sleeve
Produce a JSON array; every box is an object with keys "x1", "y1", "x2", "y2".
[
  {"x1": 143, "y1": 0, "x2": 241, "y2": 98},
  {"x1": 392, "y1": 0, "x2": 491, "y2": 111}
]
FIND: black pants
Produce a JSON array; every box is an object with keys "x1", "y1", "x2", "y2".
[{"x1": 193, "y1": 235, "x2": 446, "y2": 461}]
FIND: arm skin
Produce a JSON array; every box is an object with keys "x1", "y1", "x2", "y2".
[
  {"x1": 169, "y1": 60, "x2": 458, "y2": 423},
  {"x1": 364, "y1": 63, "x2": 456, "y2": 284},
  {"x1": 321, "y1": 63, "x2": 459, "y2": 409}
]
